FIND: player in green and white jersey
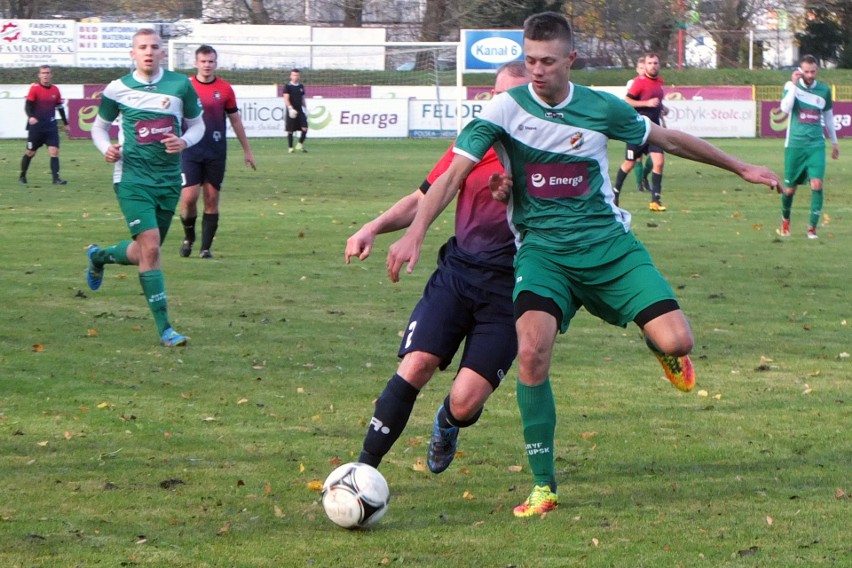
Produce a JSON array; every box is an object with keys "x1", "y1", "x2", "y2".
[
  {"x1": 778, "y1": 54, "x2": 840, "y2": 239},
  {"x1": 385, "y1": 11, "x2": 781, "y2": 518},
  {"x1": 86, "y1": 28, "x2": 205, "y2": 347}
]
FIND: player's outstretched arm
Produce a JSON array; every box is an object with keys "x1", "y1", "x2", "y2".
[
  {"x1": 345, "y1": 190, "x2": 423, "y2": 264},
  {"x1": 647, "y1": 123, "x2": 781, "y2": 192},
  {"x1": 386, "y1": 155, "x2": 475, "y2": 282}
]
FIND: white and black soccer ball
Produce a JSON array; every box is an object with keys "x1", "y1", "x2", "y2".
[{"x1": 322, "y1": 462, "x2": 390, "y2": 529}]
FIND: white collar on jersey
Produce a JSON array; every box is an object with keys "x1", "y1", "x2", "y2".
[
  {"x1": 526, "y1": 81, "x2": 574, "y2": 109},
  {"x1": 133, "y1": 68, "x2": 164, "y2": 85}
]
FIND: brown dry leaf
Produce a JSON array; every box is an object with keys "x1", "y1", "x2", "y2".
[
  {"x1": 311, "y1": 415, "x2": 321, "y2": 422},
  {"x1": 592, "y1": 538, "x2": 600, "y2": 547},
  {"x1": 380, "y1": 558, "x2": 390, "y2": 566},
  {"x1": 759, "y1": 356, "x2": 774, "y2": 364},
  {"x1": 307, "y1": 480, "x2": 323, "y2": 492},
  {"x1": 64, "y1": 432, "x2": 72, "y2": 441},
  {"x1": 835, "y1": 488, "x2": 849, "y2": 500},
  {"x1": 462, "y1": 491, "x2": 475, "y2": 500},
  {"x1": 455, "y1": 450, "x2": 467, "y2": 459},
  {"x1": 731, "y1": 211, "x2": 743, "y2": 219},
  {"x1": 412, "y1": 459, "x2": 427, "y2": 472},
  {"x1": 459, "y1": 467, "x2": 471, "y2": 475},
  {"x1": 405, "y1": 438, "x2": 421, "y2": 447},
  {"x1": 802, "y1": 384, "x2": 813, "y2": 395},
  {"x1": 87, "y1": 329, "x2": 98, "y2": 337},
  {"x1": 507, "y1": 465, "x2": 523, "y2": 472},
  {"x1": 296, "y1": 387, "x2": 305, "y2": 394},
  {"x1": 766, "y1": 515, "x2": 773, "y2": 525},
  {"x1": 752, "y1": 224, "x2": 762, "y2": 231},
  {"x1": 131, "y1": 325, "x2": 143, "y2": 331},
  {"x1": 32, "y1": 344, "x2": 45, "y2": 352},
  {"x1": 216, "y1": 522, "x2": 231, "y2": 536},
  {"x1": 236, "y1": 398, "x2": 248, "y2": 405},
  {"x1": 581, "y1": 431, "x2": 597, "y2": 440},
  {"x1": 264, "y1": 483, "x2": 272, "y2": 496},
  {"x1": 329, "y1": 456, "x2": 342, "y2": 467},
  {"x1": 274, "y1": 505, "x2": 285, "y2": 518},
  {"x1": 237, "y1": 480, "x2": 245, "y2": 487},
  {"x1": 163, "y1": 431, "x2": 172, "y2": 438}
]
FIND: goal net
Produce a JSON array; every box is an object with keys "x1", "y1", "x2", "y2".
[{"x1": 167, "y1": 39, "x2": 468, "y2": 139}]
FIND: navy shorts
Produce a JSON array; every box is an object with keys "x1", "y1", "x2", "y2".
[
  {"x1": 626, "y1": 142, "x2": 663, "y2": 160},
  {"x1": 182, "y1": 155, "x2": 226, "y2": 190},
  {"x1": 286, "y1": 111, "x2": 308, "y2": 131},
  {"x1": 399, "y1": 268, "x2": 516, "y2": 391},
  {"x1": 27, "y1": 127, "x2": 59, "y2": 151}
]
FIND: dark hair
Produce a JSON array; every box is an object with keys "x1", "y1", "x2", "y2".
[
  {"x1": 644, "y1": 52, "x2": 659, "y2": 61},
  {"x1": 523, "y1": 11, "x2": 573, "y2": 52},
  {"x1": 800, "y1": 54, "x2": 818, "y2": 66},
  {"x1": 196, "y1": 44, "x2": 217, "y2": 58},
  {"x1": 495, "y1": 60, "x2": 527, "y2": 78},
  {"x1": 291, "y1": 68, "x2": 300, "y2": 73},
  {"x1": 39, "y1": 64, "x2": 52, "y2": 71}
]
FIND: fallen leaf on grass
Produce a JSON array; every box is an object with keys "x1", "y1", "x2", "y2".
[
  {"x1": 97, "y1": 402, "x2": 112, "y2": 409},
  {"x1": 766, "y1": 516, "x2": 773, "y2": 525},
  {"x1": 306, "y1": 480, "x2": 323, "y2": 492},
  {"x1": 236, "y1": 398, "x2": 248, "y2": 405},
  {"x1": 136, "y1": 535, "x2": 147, "y2": 544},
  {"x1": 462, "y1": 491, "x2": 475, "y2": 500},
  {"x1": 37, "y1": 440, "x2": 49, "y2": 447},
  {"x1": 32, "y1": 344, "x2": 44, "y2": 352},
  {"x1": 274, "y1": 505, "x2": 285, "y2": 518},
  {"x1": 507, "y1": 465, "x2": 523, "y2": 473},
  {"x1": 581, "y1": 431, "x2": 596, "y2": 440},
  {"x1": 592, "y1": 538, "x2": 599, "y2": 547},
  {"x1": 835, "y1": 488, "x2": 849, "y2": 500},
  {"x1": 299, "y1": 463, "x2": 305, "y2": 473},
  {"x1": 737, "y1": 546, "x2": 759, "y2": 557},
  {"x1": 87, "y1": 329, "x2": 98, "y2": 337},
  {"x1": 412, "y1": 459, "x2": 427, "y2": 472},
  {"x1": 264, "y1": 483, "x2": 272, "y2": 496},
  {"x1": 329, "y1": 456, "x2": 342, "y2": 467},
  {"x1": 697, "y1": 390, "x2": 709, "y2": 397},
  {"x1": 216, "y1": 522, "x2": 231, "y2": 536},
  {"x1": 802, "y1": 384, "x2": 813, "y2": 395}
]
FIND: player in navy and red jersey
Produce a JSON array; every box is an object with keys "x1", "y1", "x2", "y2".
[
  {"x1": 343, "y1": 61, "x2": 529, "y2": 475},
  {"x1": 19, "y1": 65, "x2": 68, "y2": 185},
  {"x1": 179, "y1": 45, "x2": 255, "y2": 259},
  {"x1": 613, "y1": 53, "x2": 670, "y2": 211}
]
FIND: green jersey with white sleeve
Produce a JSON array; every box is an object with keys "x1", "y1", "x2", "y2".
[
  {"x1": 97, "y1": 69, "x2": 203, "y2": 187},
  {"x1": 782, "y1": 79, "x2": 833, "y2": 149},
  {"x1": 454, "y1": 82, "x2": 649, "y2": 259}
]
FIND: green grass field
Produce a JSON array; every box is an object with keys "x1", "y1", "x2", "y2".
[{"x1": 1, "y1": 137, "x2": 850, "y2": 567}]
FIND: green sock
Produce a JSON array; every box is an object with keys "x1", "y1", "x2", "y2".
[
  {"x1": 633, "y1": 161, "x2": 644, "y2": 189},
  {"x1": 516, "y1": 378, "x2": 557, "y2": 492},
  {"x1": 809, "y1": 189, "x2": 823, "y2": 228},
  {"x1": 781, "y1": 193, "x2": 794, "y2": 220},
  {"x1": 139, "y1": 269, "x2": 171, "y2": 335},
  {"x1": 93, "y1": 240, "x2": 132, "y2": 265}
]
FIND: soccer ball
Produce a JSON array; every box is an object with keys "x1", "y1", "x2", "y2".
[{"x1": 322, "y1": 462, "x2": 390, "y2": 529}]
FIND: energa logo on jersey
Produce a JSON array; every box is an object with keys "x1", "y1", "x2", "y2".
[{"x1": 526, "y1": 162, "x2": 590, "y2": 199}]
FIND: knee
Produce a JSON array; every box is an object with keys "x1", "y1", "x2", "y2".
[
  {"x1": 398, "y1": 352, "x2": 440, "y2": 389},
  {"x1": 654, "y1": 330, "x2": 693, "y2": 357}
]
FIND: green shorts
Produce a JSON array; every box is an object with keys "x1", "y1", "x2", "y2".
[
  {"x1": 114, "y1": 182, "x2": 180, "y2": 239},
  {"x1": 513, "y1": 233, "x2": 677, "y2": 333},
  {"x1": 784, "y1": 146, "x2": 826, "y2": 187}
]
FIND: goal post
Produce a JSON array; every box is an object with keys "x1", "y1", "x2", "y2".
[{"x1": 167, "y1": 39, "x2": 468, "y2": 138}]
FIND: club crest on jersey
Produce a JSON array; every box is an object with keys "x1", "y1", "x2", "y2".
[
  {"x1": 544, "y1": 111, "x2": 564, "y2": 119},
  {"x1": 569, "y1": 131, "x2": 584, "y2": 149},
  {"x1": 161, "y1": 97, "x2": 171, "y2": 109},
  {"x1": 213, "y1": 91, "x2": 221, "y2": 100}
]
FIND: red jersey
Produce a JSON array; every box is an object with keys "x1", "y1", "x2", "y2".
[
  {"x1": 185, "y1": 75, "x2": 238, "y2": 159},
  {"x1": 420, "y1": 145, "x2": 515, "y2": 294},
  {"x1": 26, "y1": 82, "x2": 63, "y2": 130},
  {"x1": 627, "y1": 73, "x2": 665, "y2": 124}
]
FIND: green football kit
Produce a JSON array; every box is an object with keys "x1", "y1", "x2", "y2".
[
  {"x1": 453, "y1": 82, "x2": 680, "y2": 491},
  {"x1": 780, "y1": 77, "x2": 837, "y2": 232},
  {"x1": 88, "y1": 68, "x2": 203, "y2": 341}
]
